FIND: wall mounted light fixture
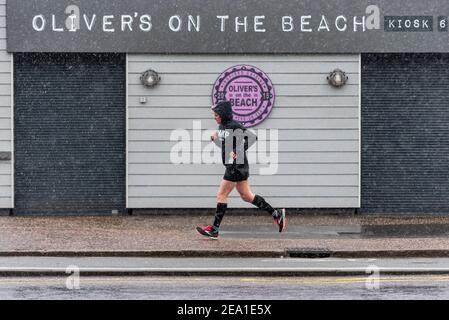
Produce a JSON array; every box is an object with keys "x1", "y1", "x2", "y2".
[
  {"x1": 141, "y1": 69, "x2": 161, "y2": 88},
  {"x1": 327, "y1": 69, "x2": 348, "y2": 87}
]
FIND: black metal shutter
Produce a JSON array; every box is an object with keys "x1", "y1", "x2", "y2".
[
  {"x1": 361, "y1": 54, "x2": 449, "y2": 214},
  {"x1": 14, "y1": 53, "x2": 126, "y2": 215}
]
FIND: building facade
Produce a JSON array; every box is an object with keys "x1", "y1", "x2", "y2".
[{"x1": 1, "y1": 0, "x2": 448, "y2": 215}]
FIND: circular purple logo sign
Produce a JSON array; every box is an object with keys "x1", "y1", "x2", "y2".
[{"x1": 212, "y1": 65, "x2": 275, "y2": 127}]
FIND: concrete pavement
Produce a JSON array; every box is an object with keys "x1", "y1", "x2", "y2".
[{"x1": 1, "y1": 214, "x2": 449, "y2": 257}]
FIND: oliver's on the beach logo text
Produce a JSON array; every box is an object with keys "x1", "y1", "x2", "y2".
[
  {"x1": 212, "y1": 65, "x2": 275, "y2": 128},
  {"x1": 31, "y1": 4, "x2": 448, "y2": 34},
  {"x1": 31, "y1": 5, "x2": 382, "y2": 33}
]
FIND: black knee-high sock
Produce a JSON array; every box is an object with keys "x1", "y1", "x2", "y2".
[
  {"x1": 213, "y1": 203, "x2": 227, "y2": 230},
  {"x1": 252, "y1": 195, "x2": 277, "y2": 217}
]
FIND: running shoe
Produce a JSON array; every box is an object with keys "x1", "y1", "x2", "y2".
[
  {"x1": 274, "y1": 209, "x2": 286, "y2": 233},
  {"x1": 196, "y1": 225, "x2": 219, "y2": 239}
]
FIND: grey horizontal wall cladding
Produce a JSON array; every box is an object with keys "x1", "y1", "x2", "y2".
[
  {"x1": 128, "y1": 55, "x2": 360, "y2": 62},
  {"x1": 129, "y1": 118, "x2": 359, "y2": 130},
  {"x1": 0, "y1": 134, "x2": 10, "y2": 142},
  {"x1": 129, "y1": 73, "x2": 360, "y2": 85},
  {"x1": 0, "y1": 141, "x2": 10, "y2": 150},
  {"x1": 0, "y1": 61, "x2": 10, "y2": 69},
  {"x1": 127, "y1": 54, "x2": 360, "y2": 208},
  {"x1": 0, "y1": 117, "x2": 12, "y2": 130},
  {"x1": 128, "y1": 152, "x2": 358, "y2": 164},
  {"x1": 129, "y1": 141, "x2": 358, "y2": 152},
  {"x1": 0, "y1": 164, "x2": 10, "y2": 176},
  {"x1": 129, "y1": 62, "x2": 359, "y2": 74},
  {"x1": 129, "y1": 197, "x2": 359, "y2": 208},
  {"x1": 129, "y1": 163, "x2": 359, "y2": 175},
  {"x1": 0, "y1": 173, "x2": 10, "y2": 184},
  {"x1": 0, "y1": 84, "x2": 12, "y2": 95},
  {"x1": 361, "y1": 53, "x2": 449, "y2": 214},
  {"x1": 129, "y1": 84, "x2": 358, "y2": 97},
  {"x1": 0, "y1": 1, "x2": 11, "y2": 208},
  {"x1": 0, "y1": 96, "x2": 13, "y2": 106},
  {"x1": 129, "y1": 96, "x2": 359, "y2": 107},
  {"x1": 129, "y1": 186, "x2": 358, "y2": 197},
  {"x1": 129, "y1": 129, "x2": 359, "y2": 140},
  {"x1": 129, "y1": 174, "x2": 359, "y2": 186},
  {"x1": 129, "y1": 107, "x2": 359, "y2": 119}
]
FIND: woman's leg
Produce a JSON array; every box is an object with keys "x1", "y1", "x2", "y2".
[
  {"x1": 235, "y1": 180, "x2": 256, "y2": 203},
  {"x1": 237, "y1": 179, "x2": 286, "y2": 232},
  {"x1": 236, "y1": 180, "x2": 277, "y2": 218},
  {"x1": 213, "y1": 179, "x2": 236, "y2": 230}
]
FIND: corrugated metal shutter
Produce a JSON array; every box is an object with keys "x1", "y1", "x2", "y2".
[
  {"x1": 361, "y1": 53, "x2": 449, "y2": 214},
  {"x1": 14, "y1": 53, "x2": 126, "y2": 215}
]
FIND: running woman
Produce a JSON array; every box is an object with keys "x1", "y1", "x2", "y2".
[{"x1": 196, "y1": 100, "x2": 286, "y2": 239}]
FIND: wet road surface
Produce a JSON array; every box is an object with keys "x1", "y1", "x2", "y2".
[{"x1": 1, "y1": 275, "x2": 449, "y2": 299}]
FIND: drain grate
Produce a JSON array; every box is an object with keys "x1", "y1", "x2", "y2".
[{"x1": 286, "y1": 247, "x2": 332, "y2": 258}]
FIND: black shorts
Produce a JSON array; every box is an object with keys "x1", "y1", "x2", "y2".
[{"x1": 223, "y1": 165, "x2": 249, "y2": 182}]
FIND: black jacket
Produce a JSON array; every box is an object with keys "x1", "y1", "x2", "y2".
[{"x1": 211, "y1": 101, "x2": 257, "y2": 167}]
